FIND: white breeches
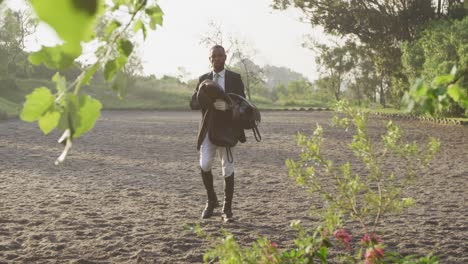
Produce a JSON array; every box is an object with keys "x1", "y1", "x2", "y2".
[{"x1": 199, "y1": 133, "x2": 235, "y2": 177}]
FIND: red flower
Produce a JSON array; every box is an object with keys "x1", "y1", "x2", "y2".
[
  {"x1": 360, "y1": 233, "x2": 382, "y2": 246},
  {"x1": 333, "y1": 229, "x2": 352, "y2": 251},
  {"x1": 365, "y1": 247, "x2": 384, "y2": 264},
  {"x1": 271, "y1": 242, "x2": 278, "y2": 248}
]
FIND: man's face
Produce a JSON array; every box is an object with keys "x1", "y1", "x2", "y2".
[{"x1": 209, "y1": 47, "x2": 226, "y2": 72}]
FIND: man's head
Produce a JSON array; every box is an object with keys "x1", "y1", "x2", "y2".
[{"x1": 209, "y1": 45, "x2": 226, "y2": 73}]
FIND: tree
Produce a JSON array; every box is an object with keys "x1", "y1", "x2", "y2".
[
  {"x1": 262, "y1": 65, "x2": 306, "y2": 89},
  {"x1": 198, "y1": 20, "x2": 225, "y2": 50},
  {"x1": 230, "y1": 41, "x2": 265, "y2": 100},
  {"x1": 436, "y1": 0, "x2": 467, "y2": 18},
  {"x1": 176, "y1": 66, "x2": 190, "y2": 83},
  {"x1": 231, "y1": 59, "x2": 267, "y2": 100},
  {"x1": 313, "y1": 75, "x2": 336, "y2": 102},
  {"x1": 271, "y1": 0, "x2": 448, "y2": 107},
  {"x1": 199, "y1": 21, "x2": 264, "y2": 100},
  {"x1": 286, "y1": 78, "x2": 313, "y2": 100},
  {"x1": 272, "y1": 0, "x2": 437, "y2": 45},
  {"x1": 307, "y1": 39, "x2": 356, "y2": 101},
  {"x1": 0, "y1": 7, "x2": 37, "y2": 77},
  {"x1": 403, "y1": 16, "x2": 468, "y2": 116}
]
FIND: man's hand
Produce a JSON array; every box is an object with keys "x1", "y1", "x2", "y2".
[
  {"x1": 213, "y1": 99, "x2": 229, "y2": 111},
  {"x1": 199, "y1": 79, "x2": 216, "y2": 89}
]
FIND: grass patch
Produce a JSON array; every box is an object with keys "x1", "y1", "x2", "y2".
[
  {"x1": 276, "y1": 98, "x2": 331, "y2": 108},
  {"x1": 359, "y1": 107, "x2": 468, "y2": 123},
  {"x1": 84, "y1": 83, "x2": 192, "y2": 110},
  {"x1": 0, "y1": 97, "x2": 20, "y2": 119}
]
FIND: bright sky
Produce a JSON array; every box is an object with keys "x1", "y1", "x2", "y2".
[
  {"x1": 3, "y1": 0, "x2": 324, "y2": 81},
  {"x1": 144, "y1": 0, "x2": 323, "y2": 81}
]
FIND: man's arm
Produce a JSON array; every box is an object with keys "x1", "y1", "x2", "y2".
[{"x1": 190, "y1": 81, "x2": 201, "y2": 110}]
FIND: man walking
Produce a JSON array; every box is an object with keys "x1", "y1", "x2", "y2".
[{"x1": 190, "y1": 45, "x2": 246, "y2": 223}]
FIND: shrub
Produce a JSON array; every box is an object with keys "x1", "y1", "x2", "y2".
[{"x1": 196, "y1": 101, "x2": 440, "y2": 264}]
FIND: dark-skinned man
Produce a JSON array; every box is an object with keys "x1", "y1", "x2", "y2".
[{"x1": 190, "y1": 45, "x2": 246, "y2": 223}]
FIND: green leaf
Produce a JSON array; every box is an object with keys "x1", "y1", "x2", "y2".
[
  {"x1": 142, "y1": 24, "x2": 147, "y2": 39},
  {"x1": 112, "y1": 73, "x2": 128, "y2": 99},
  {"x1": 146, "y1": 5, "x2": 163, "y2": 30},
  {"x1": 30, "y1": 0, "x2": 101, "y2": 45},
  {"x1": 39, "y1": 110, "x2": 61, "y2": 135},
  {"x1": 433, "y1": 74, "x2": 454, "y2": 85},
  {"x1": 58, "y1": 106, "x2": 71, "y2": 132},
  {"x1": 52, "y1": 73, "x2": 67, "y2": 94},
  {"x1": 447, "y1": 84, "x2": 462, "y2": 102},
  {"x1": 434, "y1": 87, "x2": 446, "y2": 97},
  {"x1": 413, "y1": 79, "x2": 428, "y2": 97},
  {"x1": 145, "y1": 5, "x2": 162, "y2": 16},
  {"x1": 29, "y1": 43, "x2": 81, "y2": 70},
  {"x1": 118, "y1": 39, "x2": 133, "y2": 57},
  {"x1": 76, "y1": 95, "x2": 102, "y2": 138},
  {"x1": 116, "y1": 54, "x2": 128, "y2": 67},
  {"x1": 133, "y1": 19, "x2": 143, "y2": 33},
  {"x1": 105, "y1": 19, "x2": 121, "y2": 36},
  {"x1": 68, "y1": 94, "x2": 102, "y2": 138},
  {"x1": 133, "y1": 20, "x2": 147, "y2": 39},
  {"x1": 66, "y1": 93, "x2": 81, "y2": 138},
  {"x1": 20, "y1": 87, "x2": 55, "y2": 122},
  {"x1": 104, "y1": 59, "x2": 118, "y2": 81},
  {"x1": 104, "y1": 53, "x2": 129, "y2": 82},
  {"x1": 81, "y1": 63, "x2": 99, "y2": 86}
]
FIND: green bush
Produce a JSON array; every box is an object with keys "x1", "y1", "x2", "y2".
[
  {"x1": 196, "y1": 101, "x2": 440, "y2": 264},
  {"x1": 401, "y1": 17, "x2": 468, "y2": 116}
]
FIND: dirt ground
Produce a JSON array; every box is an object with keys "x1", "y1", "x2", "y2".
[{"x1": 0, "y1": 110, "x2": 466, "y2": 263}]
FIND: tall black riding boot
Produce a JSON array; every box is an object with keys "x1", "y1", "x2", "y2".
[
  {"x1": 222, "y1": 173, "x2": 234, "y2": 223},
  {"x1": 201, "y1": 169, "x2": 219, "y2": 219}
]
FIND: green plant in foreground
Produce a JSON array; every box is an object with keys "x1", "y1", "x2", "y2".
[
  {"x1": 403, "y1": 67, "x2": 468, "y2": 117},
  {"x1": 197, "y1": 101, "x2": 440, "y2": 263},
  {"x1": 289, "y1": 101, "x2": 440, "y2": 234},
  {"x1": 15, "y1": 0, "x2": 163, "y2": 164}
]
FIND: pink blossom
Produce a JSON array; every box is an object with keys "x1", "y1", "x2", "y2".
[
  {"x1": 365, "y1": 247, "x2": 384, "y2": 264},
  {"x1": 271, "y1": 242, "x2": 278, "y2": 248},
  {"x1": 360, "y1": 233, "x2": 383, "y2": 246},
  {"x1": 333, "y1": 229, "x2": 352, "y2": 251}
]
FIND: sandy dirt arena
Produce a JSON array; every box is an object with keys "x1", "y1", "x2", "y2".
[{"x1": 0, "y1": 110, "x2": 467, "y2": 263}]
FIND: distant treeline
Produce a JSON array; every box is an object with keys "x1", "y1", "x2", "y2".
[
  {"x1": 2, "y1": 2, "x2": 468, "y2": 119},
  {"x1": 271, "y1": 0, "x2": 468, "y2": 117}
]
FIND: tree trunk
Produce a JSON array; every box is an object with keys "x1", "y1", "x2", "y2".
[
  {"x1": 437, "y1": 0, "x2": 442, "y2": 17},
  {"x1": 379, "y1": 77, "x2": 386, "y2": 107},
  {"x1": 245, "y1": 69, "x2": 251, "y2": 100},
  {"x1": 357, "y1": 85, "x2": 361, "y2": 106},
  {"x1": 241, "y1": 60, "x2": 251, "y2": 100},
  {"x1": 335, "y1": 75, "x2": 341, "y2": 101}
]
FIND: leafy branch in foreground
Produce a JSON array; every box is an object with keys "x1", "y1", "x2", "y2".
[
  {"x1": 403, "y1": 67, "x2": 468, "y2": 117},
  {"x1": 18, "y1": 0, "x2": 163, "y2": 164}
]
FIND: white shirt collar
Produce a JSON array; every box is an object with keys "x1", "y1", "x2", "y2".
[{"x1": 213, "y1": 69, "x2": 226, "y2": 78}]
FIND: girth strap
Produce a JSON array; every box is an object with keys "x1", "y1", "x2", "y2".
[
  {"x1": 225, "y1": 146, "x2": 233, "y2": 163},
  {"x1": 252, "y1": 124, "x2": 261, "y2": 142}
]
